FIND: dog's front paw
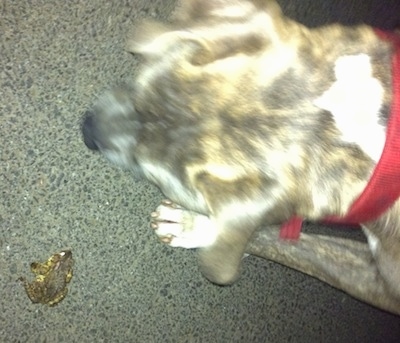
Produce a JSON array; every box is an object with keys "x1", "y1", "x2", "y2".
[{"x1": 150, "y1": 200, "x2": 217, "y2": 249}]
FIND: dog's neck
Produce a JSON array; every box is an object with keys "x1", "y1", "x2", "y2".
[{"x1": 280, "y1": 30, "x2": 400, "y2": 240}]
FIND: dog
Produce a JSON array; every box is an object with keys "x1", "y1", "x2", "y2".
[{"x1": 82, "y1": 0, "x2": 400, "y2": 315}]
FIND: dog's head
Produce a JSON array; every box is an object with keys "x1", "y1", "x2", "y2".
[{"x1": 81, "y1": 0, "x2": 295, "y2": 169}]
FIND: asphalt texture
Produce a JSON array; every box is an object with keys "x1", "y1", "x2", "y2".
[{"x1": 1, "y1": 1, "x2": 400, "y2": 342}]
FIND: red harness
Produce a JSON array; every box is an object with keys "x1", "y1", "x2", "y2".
[{"x1": 280, "y1": 30, "x2": 400, "y2": 240}]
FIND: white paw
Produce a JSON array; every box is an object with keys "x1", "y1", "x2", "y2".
[{"x1": 150, "y1": 200, "x2": 217, "y2": 249}]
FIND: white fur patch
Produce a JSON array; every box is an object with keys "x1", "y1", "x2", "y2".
[
  {"x1": 211, "y1": 2, "x2": 254, "y2": 18},
  {"x1": 362, "y1": 227, "x2": 380, "y2": 255},
  {"x1": 202, "y1": 163, "x2": 246, "y2": 181},
  {"x1": 314, "y1": 54, "x2": 385, "y2": 162},
  {"x1": 154, "y1": 203, "x2": 217, "y2": 249}
]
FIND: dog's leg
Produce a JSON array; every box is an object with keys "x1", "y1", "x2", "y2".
[
  {"x1": 246, "y1": 227, "x2": 400, "y2": 315},
  {"x1": 151, "y1": 201, "x2": 400, "y2": 314},
  {"x1": 151, "y1": 194, "x2": 266, "y2": 285},
  {"x1": 151, "y1": 199, "x2": 219, "y2": 249},
  {"x1": 152, "y1": 200, "x2": 242, "y2": 284}
]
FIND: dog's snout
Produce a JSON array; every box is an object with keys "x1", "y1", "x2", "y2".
[{"x1": 82, "y1": 111, "x2": 100, "y2": 151}]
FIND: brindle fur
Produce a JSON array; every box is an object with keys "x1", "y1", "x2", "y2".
[{"x1": 82, "y1": 0, "x2": 400, "y2": 314}]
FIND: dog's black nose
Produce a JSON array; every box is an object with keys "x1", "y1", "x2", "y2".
[{"x1": 82, "y1": 111, "x2": 100, "y2": 151}]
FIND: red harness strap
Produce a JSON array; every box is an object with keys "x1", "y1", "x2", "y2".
[{"x1": 280, "y1": 29, "x2": 400, "y2": 240}]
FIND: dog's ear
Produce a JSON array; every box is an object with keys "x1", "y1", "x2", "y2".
[
  {"x1": 126, "y1": 20, "x2": 172, "y2": 56},
  {"x1": 127, "y1": 0, "x2": 287, "y2": 65},
  {"x1": 126, "y1": 21, "x2": 212, "y2": 65}
]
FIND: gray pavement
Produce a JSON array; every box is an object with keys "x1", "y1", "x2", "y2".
[{"x1": 1, "y1": 1, "x2": 399, "y2": 342}]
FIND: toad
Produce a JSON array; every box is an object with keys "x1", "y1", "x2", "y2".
[{"x1": 19, "y1": 250, "x2": 74, "y2": 306}]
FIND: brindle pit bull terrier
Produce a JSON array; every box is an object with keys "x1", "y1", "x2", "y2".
[{"x1": 82, "y1": 0, "x2": 400, "y2": 315}]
